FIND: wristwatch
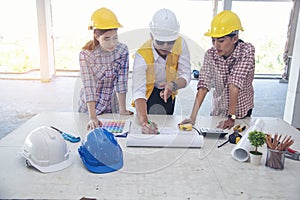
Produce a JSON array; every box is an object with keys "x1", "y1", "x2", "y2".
[
  {"x1": 228, "y1": 114, "x2": 236, "y2": 120},
  {"x1": 171, "y1": 81, "x2": 178, "y2": 92}
]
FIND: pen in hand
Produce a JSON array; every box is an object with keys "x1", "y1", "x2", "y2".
[{"x1": 148, "y1": 120, "x2": 160, "y2": 134}]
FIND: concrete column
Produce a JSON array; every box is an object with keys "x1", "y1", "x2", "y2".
[
  {"x1": 284, "y1": 7, "x2": 300, "y2": 128},
  {"x1": 36, "y1": 0, "x2": 55, "y2": 82},
  {"x1": 212, "y1": 0, "x2": 218, "y2": 16},
  {"x1": 222, "y1": 0, "x2": 232, "y2": 11}
]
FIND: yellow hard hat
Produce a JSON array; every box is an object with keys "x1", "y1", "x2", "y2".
[
  {"x1": 204, "y1": 10, "x2": 244, "y2": 38},
  {"x1": 88, "y1": 7, "x2": 122, "y2": 30}
]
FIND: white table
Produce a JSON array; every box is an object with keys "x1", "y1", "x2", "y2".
[{"x1": 0, "y1": 112, "x2": 299, "y2": 199}]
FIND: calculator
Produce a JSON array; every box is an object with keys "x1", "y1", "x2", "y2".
[{"x1": 199, "y1": 128, "x2": 228, "y2": 138}]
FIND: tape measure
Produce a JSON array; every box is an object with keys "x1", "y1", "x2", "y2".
[{"x1": 179, "y1": 123, "x2": 193, "y2": 131}]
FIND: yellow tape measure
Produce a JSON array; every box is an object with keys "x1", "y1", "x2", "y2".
[{"x1": 179, "y1": 123, "x2": 193, "y2": 131}]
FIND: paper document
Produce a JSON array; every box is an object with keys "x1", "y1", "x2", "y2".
[
  {"x1": 126, "y1": 127, "x2": 204, "y2": 148},
  {"x1": 231, "y1": 119, "x2": 265, "y2": 162}
]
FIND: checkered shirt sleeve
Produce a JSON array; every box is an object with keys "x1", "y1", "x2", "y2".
[
  {"x1": 78, "y1": 43, "x2": 129, "y2": 114},
  {"x1": 197, "y1": 41, "x2": 255, "y2": 118}
]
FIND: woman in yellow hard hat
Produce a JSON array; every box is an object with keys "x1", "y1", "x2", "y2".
[
  {"x1": 180, "y1": 10, "x2": 255, "y2": 130},
  {"x1": 78, "y1": 7, "x2": 133, "y2": 131}
]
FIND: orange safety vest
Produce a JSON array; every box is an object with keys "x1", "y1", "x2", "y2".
[{"x1": 132, "y1": 37, "x2": 182, "y2": 107}]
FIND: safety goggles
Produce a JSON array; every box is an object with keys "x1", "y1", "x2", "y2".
[{"x1": 155, "y1": 40, "x2": 176, "y2": 46}]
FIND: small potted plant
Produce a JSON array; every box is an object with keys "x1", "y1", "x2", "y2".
[{"x1": 248, "y1": 130, "x2": 266, "y2": 165}]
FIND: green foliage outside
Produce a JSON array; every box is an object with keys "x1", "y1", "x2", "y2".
[
  {"x1": 255, "y1": 40, "x2": 285, "y2": 74},
  {"x1": 0, "y1": 37, "x2": 286, "y2": 74},
  {"x1": 0, "y1": 39, "x2": 38, "y2": 72}
]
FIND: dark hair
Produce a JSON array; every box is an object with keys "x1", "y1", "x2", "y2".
[
  {"x1": 226, "y1": 30, "x2": 239, "y2": 38},
  {"x1": 82, "y1": 28, "x2": 117, "y2": 51}
]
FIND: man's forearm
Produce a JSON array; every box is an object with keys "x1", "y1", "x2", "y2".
[
  {"x1": 134, "y1": 98, "x2": 148, "y2": 124},
  {"x1": 190, "y1": 88, "x2": 207, "y2": 121},
  {"x1": 228, "y1": 84, "x2": 239, "y2": 116},
  {"x1": 173, "y1": 77, "x2": 187, "y2": 90}
]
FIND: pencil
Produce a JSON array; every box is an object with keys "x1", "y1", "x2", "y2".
[{"x1": 148, "y1": 120, "x2": 160, "y2": 134}]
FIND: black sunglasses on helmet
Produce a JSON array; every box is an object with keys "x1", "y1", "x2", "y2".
[{"x1": 155, "y1": 40, "x2": 176, "y2": 46}]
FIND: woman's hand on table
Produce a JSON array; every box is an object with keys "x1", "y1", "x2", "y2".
[{"x1": 87, "y1": 117, "x2": 102, "y2": 131}]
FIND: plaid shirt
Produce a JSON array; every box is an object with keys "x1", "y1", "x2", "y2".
[
  {"x1": 78, "y1": 42, "x2": 129, "y2": 115},
  {"x1": 197, "y1": 40, "x2": 255, "y2": 118}
]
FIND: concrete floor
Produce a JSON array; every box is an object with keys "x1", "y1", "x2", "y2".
[{"x1": 0, "y1": 76, "x2": 288, "y2": 140}]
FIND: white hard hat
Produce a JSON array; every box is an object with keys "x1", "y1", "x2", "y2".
[
  {"x1": 20, "y1": 126, "x2": 73, "y2": 173},
  {"x1": 149, "y1": 8, "x2": 180, "y2": 41}
]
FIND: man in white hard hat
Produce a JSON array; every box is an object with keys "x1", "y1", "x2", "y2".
[{"x1": 132, "y1": 8, "x2": 191, "y2": 134}]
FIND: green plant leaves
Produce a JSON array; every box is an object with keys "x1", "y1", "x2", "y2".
[{"x1": 248, "y1": 130, "x2": 266, "y2": 153}]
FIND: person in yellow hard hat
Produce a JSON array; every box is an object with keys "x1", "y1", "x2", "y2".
[
  {"x1": 132, "y1": 8, "x2": 191, "y2": 134},
  {"x1": 78, "y1": 7, "x2": 133, "y2": 131},
  {"x1": 180, "y1": 10, "x2": 255, "y2": 130}
]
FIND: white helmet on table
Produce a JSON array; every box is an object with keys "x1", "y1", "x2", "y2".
[
  {"x1": 20, "y1": 126, "x2": 72, "y2": 173},
  {"x1": 149, "y1": 8, "x2": 180, "y2": 41}
]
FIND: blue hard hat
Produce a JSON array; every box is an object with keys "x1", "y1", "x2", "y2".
[{"x1": 78, "y1": 128, "x2": 123, "y2": 173}]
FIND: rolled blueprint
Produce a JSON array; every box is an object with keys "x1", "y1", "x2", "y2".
[
  {"x1": 231, "y1": 119, "x2": 265, "y2": 162},
  {"x1": 126, "y1": 128, "x2": 204, "y2": 148}
]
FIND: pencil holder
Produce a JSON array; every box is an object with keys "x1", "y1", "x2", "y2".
[{"x1": 265, "y1": 148, "x2": 286, "y2": 170}]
